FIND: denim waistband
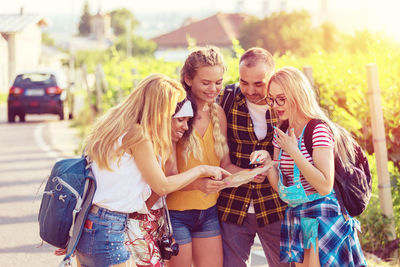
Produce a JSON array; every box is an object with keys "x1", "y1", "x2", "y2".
[{"x1": 89, "y1": 205, "x2": 128, "y2": 221}]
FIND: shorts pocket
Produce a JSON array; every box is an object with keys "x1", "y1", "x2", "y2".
[
  {"x1": 77, "y1": 227, "x2": 96, "y2": 255},
  {"x1": 110, "y1": 221, "x2": 125, "y2": 234}
]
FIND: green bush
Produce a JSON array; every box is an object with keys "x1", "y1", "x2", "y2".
[
  {"x1": 358, "y1": 155, "x2": 399, "y2": 255},
  {"x1": 100, "y1": 52, "x2": 181, "y2": 111},
  {"x1": 0, "y1": 93, "x2": 7, "y2": 104},
  {"x1": 275, "y1": 40, "x2": 400, "y2": 169},
  {"x1": 75, "y1": 49, "x2": 109, "y2": 72}
]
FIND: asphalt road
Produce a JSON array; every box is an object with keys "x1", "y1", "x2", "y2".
[
  {"x1": 0, "y1": 103, "x2": 268, "y2": 267},
  {"x1": 0, "y1": 104, "x2": 80, "y2": 267}
]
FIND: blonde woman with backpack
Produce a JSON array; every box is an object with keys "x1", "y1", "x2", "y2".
[
  {"x1": 250, "y1": 67, "x2": 366, "y2": 266},
  {"x1": 74, "y1": 74, "x2": 230, "y2": 267}
]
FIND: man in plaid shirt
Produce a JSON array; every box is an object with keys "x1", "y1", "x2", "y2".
[{"x1": 217, "y1": 47, "x2": 289, "y2": 267}]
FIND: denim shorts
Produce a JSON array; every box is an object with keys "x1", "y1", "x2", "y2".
[
  {"x1": 76, "y1": 206, "x2": 130, "y2": 267},
  {"x1": 169, "y1": 205, "x2": 221, "y2": 245}
]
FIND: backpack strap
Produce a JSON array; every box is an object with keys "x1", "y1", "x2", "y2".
[
  {"x1": 303, "y1": 119, "x2": 324, "y2": 156},
  {"x1": 61, "y1": 159, "x2": 96, "y2": 266},
  {"x1": 218, "y1": 83, "x2": 240, "y2": 115},
  {"x1": 302, "y1": 119, "x2": 349, "y2": 218}
]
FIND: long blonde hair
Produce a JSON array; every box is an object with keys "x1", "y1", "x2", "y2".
[
  {"x1": 85, "y1": 74, "x2": 186, "y2": 170},
  {"x1": 268, "y1": 66, "x2": 357, "y2": 168},
  {"x1": 180, "y1": 46, "x2": 228, "y2": 162}
]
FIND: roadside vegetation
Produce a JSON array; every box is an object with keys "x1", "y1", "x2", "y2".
[{"x1": 0, "y1": 93, "x2": 7, "y2": 104}]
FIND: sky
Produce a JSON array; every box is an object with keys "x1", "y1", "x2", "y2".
[{"x1": 1, "y1": 0, "x2": 400, "y2": 41}]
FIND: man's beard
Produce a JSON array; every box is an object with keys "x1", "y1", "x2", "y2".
[{"x1": 252, "y1": 95, "x2": 267, "y2": 104}]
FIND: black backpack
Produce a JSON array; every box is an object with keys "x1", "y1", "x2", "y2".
[
  {"x1": 281, "y1": 119, "x2": 372, "y2": 217},
  {"x1": 218, "y1": 83, "x2": 240, "y2": 115}
]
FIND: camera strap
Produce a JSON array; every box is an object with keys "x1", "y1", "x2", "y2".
[{"x1": 161, "y1": 196, "x2": 174, "y2": 236}]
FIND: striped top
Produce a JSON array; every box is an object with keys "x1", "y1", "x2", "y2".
[{"x1": 273, "y1": 123, "x2": 334, "y2": 193}]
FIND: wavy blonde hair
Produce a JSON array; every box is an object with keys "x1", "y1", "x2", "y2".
[
  {"x1": 85, "y1": 74, "x2": 186, "y2": 170},
  {"x1": 268, "y1": 66, "x2": 357, "y2": 168},
  {"x1": 180, "y1": 46, "x2": 228, "y2": 162}
]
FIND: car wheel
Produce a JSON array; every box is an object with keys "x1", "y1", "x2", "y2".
[
  {"x1": 59, "y1": 111, "x2": 65, "y2": 120},
  {"x1": 19, "y1": 113, "x2": 26, "y2": 122},
  {"x1": 8, "y1": 110, "x2": 15, "y2": 123}
]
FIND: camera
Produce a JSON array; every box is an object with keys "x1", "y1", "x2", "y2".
[{"x1": 158, "y1": 235, "x2": 179, "y2": 260}]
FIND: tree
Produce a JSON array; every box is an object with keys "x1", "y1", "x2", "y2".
[
  {"x1": 239, "y1": 10, "x2": 318, "y2": 56},
  {"x1": 110, "y1": 8, "x2": 139, "y2": 36},
  {"x1": 78, "y1": 0, "x2": 91, "y2": 36},
  {"x1": 319, "y1": 22, "x2": 341, "y2": 53},
  {"x1": 42, "y1": 32, "x2": 55, "y2": 46},
  {"x1": 113, "y1": 34, "x2": 156, "y2": 56}
]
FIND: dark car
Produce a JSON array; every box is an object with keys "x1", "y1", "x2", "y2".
[{"x1": 7, "y1": 71, "x2": 73, "y2": 122}]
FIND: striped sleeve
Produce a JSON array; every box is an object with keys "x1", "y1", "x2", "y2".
[
  {"x1": 272, "y1": 134, "x2": 280, "y2": 149},
  {"x1": 312, "y1": 124, "x2": 334, "y2": 150}
]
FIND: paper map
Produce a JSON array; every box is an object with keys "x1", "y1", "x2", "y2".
[{"x1": 222, "y1": 162, "x2": 274, "y2": 189}]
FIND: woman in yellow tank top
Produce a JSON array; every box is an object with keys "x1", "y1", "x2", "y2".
[{"x1": 166, "y1": 47, "x2": 243, "y2": 267}]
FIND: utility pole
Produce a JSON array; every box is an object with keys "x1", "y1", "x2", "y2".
[
  {"x1": 262, "y1": 0, "x2": 270, "y2": 18},
  {"x1": 366, "y1": 64, "x2": 396, "y2": 242},
  {"x1": 280, "y1": 0, "x2": 288, "y2": 12},
  {"x1": 319, "y1": 0, "x2": 329, "y2": 24},
  {"x1": 236, "y1": 0, "x2": 245, "y2": 13}
]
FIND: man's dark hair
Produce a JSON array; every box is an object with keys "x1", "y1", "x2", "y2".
[{"x1": 239, "y1": 47, "x2": 275, "y2": 69}]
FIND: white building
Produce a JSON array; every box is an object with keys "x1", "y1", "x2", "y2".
[{"x1": 0, "y1": 9, "x2": 47, "y2": 93}]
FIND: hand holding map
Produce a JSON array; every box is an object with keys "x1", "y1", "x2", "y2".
[{"x1": 221, "y1": 162, "x2": 274, "y2": 189}]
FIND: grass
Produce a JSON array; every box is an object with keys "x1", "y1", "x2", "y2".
[
  {"x1": 365, "y1": 252, "x2": 400, "y2": 266},
  {"x1": 366, "y1": 259, "x2": 400, "y2": 266}
]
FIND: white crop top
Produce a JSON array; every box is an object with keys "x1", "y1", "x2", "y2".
[{"x1": 92, "y1": 135, "x2": 161, "y2": 213}]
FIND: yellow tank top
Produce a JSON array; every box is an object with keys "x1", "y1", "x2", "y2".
[{"x1": 166, "y1": 122, "x2": 221, "y2": 211}]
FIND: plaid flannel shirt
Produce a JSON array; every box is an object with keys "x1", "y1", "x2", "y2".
[
  {"x1": 217, "y1": 87, "x2": 287, "y2": 226},
  {"x1": 281, "y1": 195, "x2": 366, "y2": 266}
]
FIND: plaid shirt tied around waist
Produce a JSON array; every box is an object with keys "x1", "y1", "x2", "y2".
[
  {"x1": 217, "y1": 88, "x2": 287, "y2": 227},
  {"x1": 281, "y1": 195, "x2": 366, "y2": 266}
]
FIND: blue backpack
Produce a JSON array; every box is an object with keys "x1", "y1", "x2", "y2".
[{"x1": 38, "y1": 156, "x2": 96, "y2": 265}]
